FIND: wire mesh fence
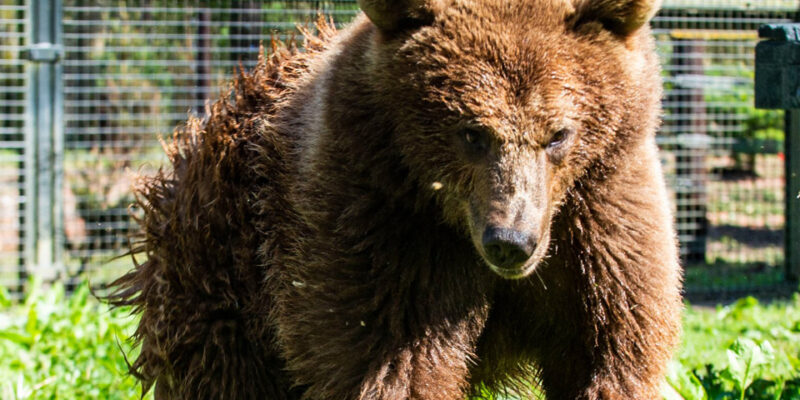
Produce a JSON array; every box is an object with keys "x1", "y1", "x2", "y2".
[
  {"x1": 0, "y1": 0, "x2": 27, "y2": 296},
  {"x1": 58, "y1": 1, "x2": 361, "y2": 290},
  {"x1": 0, "y1": 0, "x2": 797, "y2": 300},
  {"x1": 654, "y1": 1, "x2": 797, "y2": 298}
]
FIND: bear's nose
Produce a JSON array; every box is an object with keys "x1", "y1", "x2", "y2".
[{"x1": 481, "y1": 226, "x2": 535, "y2": 269}]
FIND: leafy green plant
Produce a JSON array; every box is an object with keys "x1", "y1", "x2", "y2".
[
  {"x1": 666, "y1": 295, "x2": 800, "y2": 400},
  {"x1": 666, "y1": 339, "x2": 796, "y2": 400},
  {"x1": 666, "y1": 361, "x2": 709, "y2": 400},
  {"x1": 724, "y1": 339, "x2": 775, "y2": 399}
]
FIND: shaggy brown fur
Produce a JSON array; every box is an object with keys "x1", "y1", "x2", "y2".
[{"x1": 110, "y1": 1, "x2": 683, "y2": 399}]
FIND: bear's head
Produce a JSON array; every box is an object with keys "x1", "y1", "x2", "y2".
[{"x1": 359, "y1": 0, "x2": 662, "y2": 279}]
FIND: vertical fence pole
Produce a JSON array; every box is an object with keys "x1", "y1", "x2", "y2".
[
  {"x1": 787, "y1": 110, "x2": 800, "y2": 281},
  {"x1": 23, "y1": 0, "x2": 63, "y2": 286},
  {"x1": 755, "y1": 24, "x2": 800, "y2": 283},
  {"x1": 670, "y1": 37, "x2": 710, "y2": 265}
]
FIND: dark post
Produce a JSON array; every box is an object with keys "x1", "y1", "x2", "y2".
[
  {"x1": 755, "y1": 23, "x2": 800, "y2": 281},
  {"x1": 670, "y1": 37, "x2": 709, "y2": 264},
  {"x1": 196, "y1": 8, "x2": 212, "y2": 114},
  {"x1": 230, "y1": 1, "x2": 261, "y2": 63},
  {"x1": 23, "y1": 0, "x2": 64, "y2": 288},
  {"x1": 788, "y1": 109, "x2": 800, "y2": 281}
]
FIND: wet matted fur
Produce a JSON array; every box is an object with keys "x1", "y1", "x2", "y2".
[{"x1": 109, "y1": 1, "x2": 683, "y2": 399}]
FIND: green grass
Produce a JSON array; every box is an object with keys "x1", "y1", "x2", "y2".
[
  {"x1": 0, "y1": 282, "x2": 799, "y2": 399},
  {"x1": 668, "y1": 296, "x2": 800, "y2": 400},
  {"x1": 0, "y1": 281, "x2": 150, "y2": 400}
]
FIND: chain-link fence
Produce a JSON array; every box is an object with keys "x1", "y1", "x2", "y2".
[{"x1": 0, "y1": 0, "x2": 797, "y2": 301}]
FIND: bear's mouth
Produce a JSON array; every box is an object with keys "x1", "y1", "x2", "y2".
[
  {"x1": 487, "y1": 263, "x2": 534, "y2": 279},
  {"x1": 483, "y1": 249, "x2": 544, "y2": 279}
]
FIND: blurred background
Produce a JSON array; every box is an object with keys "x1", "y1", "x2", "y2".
[{"x1": 0, "y1": 0, "x2": 798, "y2": 303}]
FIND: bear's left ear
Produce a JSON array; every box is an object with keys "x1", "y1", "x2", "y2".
[
  {"x1": 573, "y1": 0, "x2": 661, "y2": 36},
  {"x1": 358, "y1": 0, "x2": 436, "y2": 32}
]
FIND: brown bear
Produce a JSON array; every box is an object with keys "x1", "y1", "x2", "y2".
[{"x1": 110, "y1": 0, "x2": 683, "y2": 399}]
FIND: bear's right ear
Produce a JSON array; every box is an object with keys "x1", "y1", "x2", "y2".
[
  {"x1": 358, "y1": 0, "x2": 435, "y2": 32},
  {"x1": 574, "y1": 0, "x2": 661, "y2": 36}
]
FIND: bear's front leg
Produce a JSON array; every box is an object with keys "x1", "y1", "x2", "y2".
[
  {"x1": 535, "y1": 190, "x2": 682, "y2": 399},
  {"x1": 531, "y1": 255, "x2": 682, "y2": 400},
  {"x1": 536, "y1": 286, "x2": 681, "y2": 400},
  {"x1": 270, "y1": 222, "x2": 494, "y2": 400}
]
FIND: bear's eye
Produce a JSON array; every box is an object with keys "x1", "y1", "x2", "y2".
[
  {"x1": 547, "y1": 128, "x2": 573, "y2": 150},
  {"x1": 460, "y1": 127, "x2": 489, "y2": 151}
]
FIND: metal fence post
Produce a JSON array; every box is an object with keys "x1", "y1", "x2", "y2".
[
  {"x1": 787, "y1": 109, "x2": 800, "y2": 281},
  {"x1": 23, "y1": 0, "x2": 63, "y2": 285},
  {"x1": 755, "y1": 24, "x2": 800, "y2": 282}
]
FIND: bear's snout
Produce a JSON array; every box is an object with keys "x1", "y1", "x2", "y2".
[{"x1": 481, "y1": 226, "x2": 536, "y2": 275}]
